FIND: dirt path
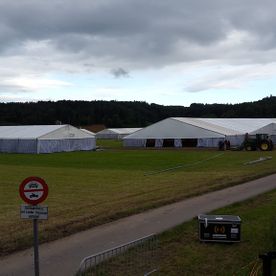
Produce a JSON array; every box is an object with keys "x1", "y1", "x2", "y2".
[{"x1": 1, "y1": 174, "x2": 276, "y2": 276}]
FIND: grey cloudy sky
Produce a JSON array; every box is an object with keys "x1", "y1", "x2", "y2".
[{"x1": 0, "y1": 0, "x2": 275, "y2": 104}]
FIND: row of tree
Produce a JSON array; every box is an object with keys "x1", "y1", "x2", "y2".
[{"x1": 0, "y1": 96, "x2": 275, "y2": 127}]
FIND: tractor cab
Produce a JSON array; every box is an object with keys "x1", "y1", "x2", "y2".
[{"x1": 243, "y1": 133, "x2": 273, "y2": 151}]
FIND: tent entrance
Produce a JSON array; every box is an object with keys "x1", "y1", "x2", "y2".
[
  {"x1": 163, "y1": 139, "x2": 175, "y2": 147},
  {"x1": 146, "y1": 139, "x2": 156, "y2": 147},
  {"x1": 181, "y1": 139, "x2": 197, "y2": 147}
]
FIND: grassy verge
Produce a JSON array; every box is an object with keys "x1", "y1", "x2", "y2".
[
  {"x1": 1, "y1": 149, "x2": 276, "y2": 256},
  {"x1": 94, "y1": 189, "x2": 276, "y2": 275},
  {"x1": 158, "y1": 190, "x2": 276, "y2": 275}
]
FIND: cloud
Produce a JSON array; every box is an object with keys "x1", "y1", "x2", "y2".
[
  {"x1": 110, "y1": 67, "x2": 129, "y2": 78},
  {"x1": 1, "y1": 0, "x2": 276, "y2": 67},
  {"x1": 1, "y1": 0, "x2": 276, "y2": 99},
  {"x1": 0, "y1": 74, "x2": 72, "y2": 93},
  {"x1": 185, "y1": 63, "x2": 276, "y2": 92}
]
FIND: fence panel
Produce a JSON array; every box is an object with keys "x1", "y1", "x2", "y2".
[{"x1": 76, "y1": 234, "x2": 158, "y2": 276}]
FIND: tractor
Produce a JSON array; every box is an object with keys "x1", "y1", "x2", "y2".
[{"x1": 242, "y1": 133, "x2": 274, "y2": 151}]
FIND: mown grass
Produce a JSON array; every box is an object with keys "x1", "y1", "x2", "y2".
[
  {"x1": 1, "y1": 149, "x2": 276, "y2": 256},
  {"x1": 96, "y1": 139, "x2": 123, "y2": 149}
]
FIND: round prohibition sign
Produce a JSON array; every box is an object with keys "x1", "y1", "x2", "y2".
[{"x1": 19, "y1": 176, "x2": 48, "y2": 205}]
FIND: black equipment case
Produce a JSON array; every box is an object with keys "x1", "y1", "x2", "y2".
[{"x1": 198, "y1": 214, "x2": 241, "y2": 243}]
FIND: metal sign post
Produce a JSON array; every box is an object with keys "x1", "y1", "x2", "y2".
[
  {"x1": 19, "y1": 176, "x2": 48, "y2": 276},
  {"x1": 33, "y1": 218, "x2": 39, "y2": 276}
]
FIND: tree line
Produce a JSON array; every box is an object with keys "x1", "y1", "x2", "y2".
[{"x1": 0, "y1": 96, "x2": 275, "y2": 127}]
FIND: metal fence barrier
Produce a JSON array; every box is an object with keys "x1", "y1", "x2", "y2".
[{"x1": 76, "y1": 234, "x2": 158, "y2": 276}]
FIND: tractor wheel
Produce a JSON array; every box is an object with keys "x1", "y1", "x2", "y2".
[{"x1": 260, "y1": 140, "x2": 270, "y2": 151}]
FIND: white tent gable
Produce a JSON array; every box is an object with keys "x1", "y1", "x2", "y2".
[
  {"x1": 125, "y1": 118, "x2": 225, "y2": 139},
  {"x1": 40, "y1": 125, "x2": 95, "y2": 139}
]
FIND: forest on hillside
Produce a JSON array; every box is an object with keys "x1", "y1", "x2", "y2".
[{"x1": 0, "y1": 96, "x2": 275, "y2": 127}]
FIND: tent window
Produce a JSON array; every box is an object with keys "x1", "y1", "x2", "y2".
[
  {"x1": 181, "y1": 139, "x2": 197, "y2": 147},
  {"x1": 163, "y1": 139, "x2": 175, "y2": 147},
  {"x1": 146, "y1": 139, "x2": 155, "y2": 147}
]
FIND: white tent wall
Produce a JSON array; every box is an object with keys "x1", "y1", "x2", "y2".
[
  {"x1": 0, "y1": 139, "x2": 37, "y2": 153},
  {"x1": 38, "y1": 125, "x2": 96, "y2": 153},
  {"x1": 125, "y1": 137, "x2": 222, "y2": 148},
  {"x1": 0, "y1": 139, "x2": 17, "y2": 153},
  {"x1": 155, "y1": 139, "x2": 163, "y2": 148},
  {"x1": 225, "y1": 135, "x2": 245, "y2": 147},
  {"x1": 174, "y1": 139, "x2": 182, "y2": 147},
  {"x1": 197, "y1": 138, "x2": 225, "y2": 148},
  {"x1": 18, "y1": 139, "x2": 38, "y2": 153},
  {"x1": 36, "y1": 125, "x2": 96, "y2": 153},
  {"x1": 123, "y1": 139, "x2": 146, "y2": 147},
  {"x1": 38, "y1": 138, "x2": 95, "y2": 153},
  {"x1": 185, "y1": 134, "x2": 247, "y2": 149}
]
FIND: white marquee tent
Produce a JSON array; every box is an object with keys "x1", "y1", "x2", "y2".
[
  {"x1": 96, "y1": 128, "x2": 142, "y2": 140},
  {"x1": 123, "y1": 117, "x2": 276, "y2": 148},
  {"x1": 0, "y1": 125, "x2": 96, "y2": 153}
]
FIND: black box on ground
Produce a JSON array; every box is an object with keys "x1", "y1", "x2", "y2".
[{"x1": 198, "y1": 214, "x2": 241, "y2": 243}]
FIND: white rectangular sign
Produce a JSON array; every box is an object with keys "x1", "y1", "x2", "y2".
[{"x1": 20, "y1": 205, "x2": 48, "y2": 220}]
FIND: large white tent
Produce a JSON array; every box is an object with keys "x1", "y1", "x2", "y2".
[
  {"x1": 0, "y1": 125, "x2": 96, "y2": 153},
  {"x1": 96, "y1": 128, "x2": 142, "y2": 140},
  {"x1": 123, "y1": 118, "x2": 276, "y2": 148}
]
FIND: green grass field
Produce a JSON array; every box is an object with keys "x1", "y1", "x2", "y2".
[
  {"x1": 96, "y1": 138, "x2": 123, "y2": 149},
  {"x1": 1, "y1": 149, "x2": 276, "y2": 256}
]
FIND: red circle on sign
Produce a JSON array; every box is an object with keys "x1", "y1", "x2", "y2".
[{"x1": 19, "y1": 176, "x2": 48, "y2": 205}]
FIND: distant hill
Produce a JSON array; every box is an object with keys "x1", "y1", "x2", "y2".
[{"x1": 0, "y1": 96, "x2": 275, "y2": 127}]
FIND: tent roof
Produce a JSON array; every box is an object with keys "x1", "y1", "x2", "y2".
[
  {"x1": 173, "y1": 118, "x2": 276, "y2": 136},
  {"x1": 96, "y1": 128, "x2": 142, "y2": 135},
  {"x1": 0, "y1": 125, "x2": 65, "y2": 139},
  {"x1": 124, "y1": 117, "x2": 276, "y2": 139},
  {"x1": 80, "y1": 129, "x2": 95, "y2": 135},
  {"x1": 0, "y1": 125, "x2": 95, "y2": 139}
]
